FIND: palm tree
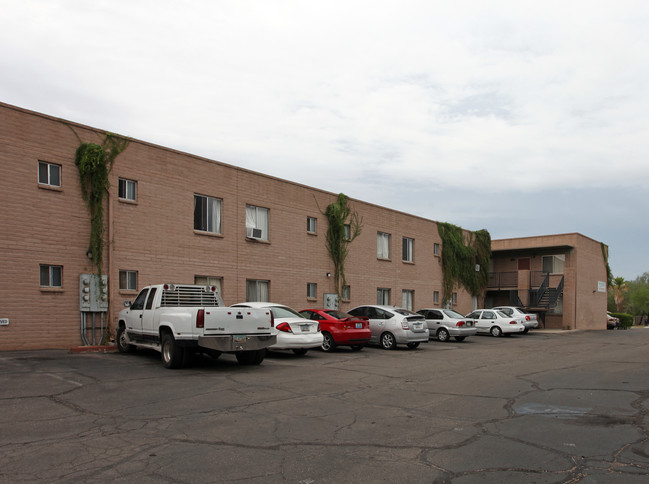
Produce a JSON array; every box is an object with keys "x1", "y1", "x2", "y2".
[{"x1": 612, "y1": 277, "x2": 627, "y2": 312}]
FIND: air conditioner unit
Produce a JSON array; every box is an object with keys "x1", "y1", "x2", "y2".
[{"x1": 246, "y1": 227, "x2": 263, "y2": 239}]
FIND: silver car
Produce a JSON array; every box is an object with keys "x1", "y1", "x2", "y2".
[
  {"x1": 492, "y1": 306, "x2": 539, "y2": 333},
  {"x1": 347, "y1": 305, "x2": 429, "y2": 349},
  {"x1": 417, "y1": 308, "x2": 477, "y2": 342}
]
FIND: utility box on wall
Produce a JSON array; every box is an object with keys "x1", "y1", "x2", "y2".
[
  {"x1": 79, "y1": 274, "x2": 108, "y2": 312},
  {"x1": 324, "y1": 293, "x2": 339, "y2": 310}
]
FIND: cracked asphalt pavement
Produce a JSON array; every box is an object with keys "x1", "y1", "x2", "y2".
[{"x1": 1, "y1": 329, "x2": 649, "y2": 483}]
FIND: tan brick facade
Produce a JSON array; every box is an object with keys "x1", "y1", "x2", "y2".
[{"x1": 1, "y1": 102, "x2": 479, "y2": 350}]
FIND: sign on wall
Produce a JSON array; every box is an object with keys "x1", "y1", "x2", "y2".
[{"x1": 598, "y1": 281, "x2": 607, "y2": 293}]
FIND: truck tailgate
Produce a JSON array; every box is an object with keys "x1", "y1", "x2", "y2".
[{"x1": 203, "y1": 307, "x2": 273, "y2": 334}]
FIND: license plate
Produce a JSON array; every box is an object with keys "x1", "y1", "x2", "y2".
[
  {"x1": 300, "y1": 325, "x2": 310, "y2": 332},
  {"x1": 233, "y1": 335, "x2": 247, "y2": 343},
  {"x1": 413, "y1": 322, "x2": 423, "y2": 329},
  {"x1": 355, "y1": 323, "x2": 363, "y2": 329}
]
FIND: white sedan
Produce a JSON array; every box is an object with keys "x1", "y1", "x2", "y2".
[
  {"x1": 466, "y1": 309, "x2": 526, "y2": 337},
  {"x1": 231, "y1": 302, "x2": 323, "y2": 355},
  {"x1": 492, "y1": 306, "x2": 539, "y2": 333}
]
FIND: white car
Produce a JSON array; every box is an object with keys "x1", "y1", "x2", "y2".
[
  {"x1": 416, "y1": 308, "x2": 477, "y2": 342},
  {"x1": 230, "y1": 302, "x2": 323, "y2": 355},
  {"x1": 347, "y1": 305, "x2": 429, "y2": 349},
  {"x1": 492, "y1": 306, "x2": 539, "y2": 333},
  {"x1": 466, "y1": 309, "x2": 526, "y2": 337}
]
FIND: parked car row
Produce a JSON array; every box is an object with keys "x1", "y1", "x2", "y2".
[{"x1": 230, "y1": 302, "x2": 540, "y2": 355}]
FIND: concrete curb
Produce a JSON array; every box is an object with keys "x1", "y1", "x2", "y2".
[{"x1": 69, "y1": 345, "x2": 118, "y2": 354}]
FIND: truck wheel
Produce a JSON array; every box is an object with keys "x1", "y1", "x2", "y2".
[
  {"x1": 236, "y1": 349, "x2": 266, "y2": 365},
  {"x1": 116, "y1": 325, "x2": 135, "y2": 353},
  {"x1": 161, "y1": 332, "x2": 185, "y2": 369}
]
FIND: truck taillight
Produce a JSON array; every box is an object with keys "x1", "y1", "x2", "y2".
[{"x1": 196, "y1": 309, "x2": 205, "y2": 328}]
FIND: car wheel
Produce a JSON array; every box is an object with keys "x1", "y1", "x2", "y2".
[
  {"x1": 454, "y1": 336, "x2": 466, "y2": 342},
  {"x1": 236, "y1": 349, "x2": 266, "y2": 365},
  {"x1": 406, "y1": 342, "x2": 420, "y2": 349},
  {"x1": 490, "y1": 326, "x2": 502, "y2": 337},
  {"x1": 161, "y1": 332, "x2": 185, "y2": 369},
  {"x1": 380, "y1": 332, "x2": 397, "y2": 350},
  {"x1": 350, "y1": 345, "x2": 364, "y2": 351},
  {"x1": 292, "y1": 348, "x2": 308, "y2": 356},
  {"x1": 437, "y1": 328, "x2": 450, "y2": 342},
  {"x1": 116, "y1": 325, "x2": 135, "y2": 353},
  {"x1": 321, "y1": 332, "x2": 336, "y2": 352}
]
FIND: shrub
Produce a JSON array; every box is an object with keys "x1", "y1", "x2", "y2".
[{"x1": 611, "y1": 312, "x2": 634, "y2": 329}]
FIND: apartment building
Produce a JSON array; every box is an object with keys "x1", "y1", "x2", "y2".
[
  {"x1": 1, "y1": 102, "x2": 475, "y2": 350},
  {"x1": 487, "y1": 234, "x2": 609, "y2": 330}
]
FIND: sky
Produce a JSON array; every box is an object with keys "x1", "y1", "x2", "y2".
[{"x1": 2, "y1": 0, "x2": 648, "y2": 280}]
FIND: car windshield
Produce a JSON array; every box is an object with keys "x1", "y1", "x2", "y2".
[
  {"x1": 324, "y1": 310, "x2": 352, "y2": 319},
  {"x1": 442, "y1": 309, "x2": 465, "y2": 319},
  {"x1": 269, "y1": 306, "x2": 304, "y2": 318}
]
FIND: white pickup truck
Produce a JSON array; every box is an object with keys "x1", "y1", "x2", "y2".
[{"x1": 117, "y1": 284, "x2": 276, "y2": 368}]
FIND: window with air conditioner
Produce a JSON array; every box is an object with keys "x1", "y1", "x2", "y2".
[{"x1": 246, "y1": 205, "x2": 269, "y2": 241}]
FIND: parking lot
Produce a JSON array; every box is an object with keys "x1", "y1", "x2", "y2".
[{"x1": 2, "y1": 329, "x2": 649, "y2": 483}]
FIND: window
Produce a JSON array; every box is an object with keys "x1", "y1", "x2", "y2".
[
  {"x1": 402, "y1": 237, "x2": 414, "y2": 263},
  {"x1": 542, "y1": 255, "x2": 565, "y2": 274},
  {"x1": 195, "y1": 276, "x2": 223, "y2": 296},
  {"x1": 246, "y1": 279, "x2": 269, "y2": 302},
  {"x1": 119, "y1": 270, "x2": 138, "y2": 291},
  {"x1": 307, "y1": 217, "x2": 317, "y2": 234},
  {"x1": 130, "y1": 289, "x2": 149, "y2": 310},
  {"x1": 38, "y1": 161, "x2": 61, "y2": 187},
  {"x1": 377, "y1": 288, "x2": 391, "y2": 305},
  {"x1": 194, "y1": 194, "x2": 222, "y2": 234},
  {"x1": 452, "y1": 292, "x2": 458, "y2": 305},
  {"x1": 433, "y1": 291, "x2": 440, "y2": 304},
  {"x1": 434, "y1": 243, "x2": 440, "y2": 256},
  {"x1": 402, "y1": 290, "x2": 414, "y2": 310},
  {"x1": 342, "y1": 285, "x2": 350, "y2": 300},
  {"x1": 344, "y1": 224, "x2": 351, "y2": 240},
  {"x1": 307, "y1": 283, "x2": 317, "y2": 299},
  {"x1": 377, "y1": 232, "x2": 391, "y2": 259},
  {"x1": 246, "y1": 205, "x2": 269, "y2": 241},
  {"x1": 118, "y1": 178, "x2": 137, "y2": 201},
  {"x1": 39, "y1": 264, "x2": 62, "y2": 287},
  {"x1": 145, "y1": 287, "x2": 157, "y2": 310}
]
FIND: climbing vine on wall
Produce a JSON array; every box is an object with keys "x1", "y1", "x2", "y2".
[
  {"x1": 75, "y1": 133, "x2": 129, "y2": 274},
  {"x1": 438, "y1": 222, "x2": 491, "y2": 303},
  {"x1": 601, "y1": 243, "x2": 612, "y2": 288},
  {"x1": 320, "y1": 193, "x2": 363, "y2": 300}
]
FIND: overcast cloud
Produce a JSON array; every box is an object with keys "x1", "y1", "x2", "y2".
[{"x1": 2, "y1": 0, "x2": 648, "y2": 279}]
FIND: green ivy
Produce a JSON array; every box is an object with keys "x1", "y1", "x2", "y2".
[
  {"x1": 438, "y1": 222, "x2": 491, "y2": 303},
  {"x1": 321, "y1": 193, "x2": 363, "y2": 300},
  {"x1": 75, "y1": 134, "x2": 128, "y2": 274},
  {"x1": 601, "y1": 242, "x2": 612, "y2": 288}
]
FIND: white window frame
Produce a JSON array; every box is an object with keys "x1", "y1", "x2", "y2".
[
  {"x1": 194, "y1": 275, "x2": 223, "y2": 296},
  {"x1": 194, "y1": 194, "x2": 222, "y2": 234},
  {"x1": 344, "y1": 224, "x2": 351, "y2": 241},
  {"x1": 434, "y1": 243, "x2": 440, "y2": 256},
  {"x1": 118, "y1": 178, "x2": 137, "y2": 201},
  {"x1": 433, "y1": 291, "x2": 440, "y2": 304},
  {"x1": 542, "y1": 254, "x2": 565, "y2": 274},
  {"x1": 39, "y1": 264, "x2": 62, "y2": 287},
  {"x1": 246, "y1": 205, "x2": 270, "y2": 241},
  {"x1": 246, "y1": 279, "x2": 269, "y2": 302},
  {"x1": 402, "y1": 237, "x2": 414, "y2": 263},
  {"x1": 402, "y1": 290, "x2": 414, "y2": 311},
  {"x1": 119, "y1": 270, "x2": 138, "y2": 291},
  {"x1": 377, "y1": 288, "x2": 391, "y2": 305},
  {"x1": 307, "y1": 216, "x2": 317, "y2": 234},
  {"x1": 38, "y1": 161, "x2": 61, "y2": 187},
  {"x1": 307, "y1": 282, "x2": 317, "y2": 299},
  {"x1": 377, "y1": 232, "x2": 391, "y2": 259}
]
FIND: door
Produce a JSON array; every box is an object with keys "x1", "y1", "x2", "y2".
[
  {"x1": 125, "y1": 288, "x2": 149, "y2": 335},
  {"x1": 141, "y1": 287, "x2": 158, "y2": 338}
]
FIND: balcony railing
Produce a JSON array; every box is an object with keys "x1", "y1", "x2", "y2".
[{"x1": 488, "y1": 271, "x2": 518, "y2": 289}]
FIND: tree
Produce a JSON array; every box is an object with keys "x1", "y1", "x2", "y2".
[
  {"x1": 611, "y1": 277, "x2": 627, "y2": 312},
  {"x1": 627, "y1": 272, "x2": 649, "y2": 317}
]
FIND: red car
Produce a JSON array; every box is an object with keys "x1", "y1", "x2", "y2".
[{"x1": 299, "y1": 309, "x2": 371, "y2": 352}]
